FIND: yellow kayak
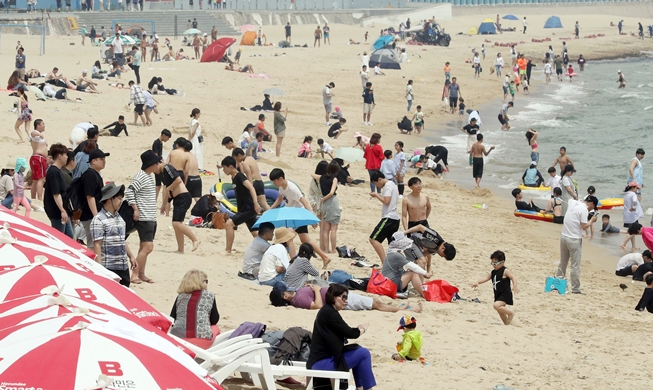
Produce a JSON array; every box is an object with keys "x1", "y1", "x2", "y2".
[{"x1": 518, "y1": 184, "x2": 551, "y2": 192}]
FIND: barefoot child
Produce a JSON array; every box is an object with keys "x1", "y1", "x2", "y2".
[
  {"x1": 298, "y1": 136, "x2": 313, "y2": 158},
  {"x1": 317, "y1": 138, "x2": 334, "y2": 159},
  {"x1": 412, "y1": 105, "x2": 424, "y2": 134},
  {"x1": 472, "y1": 250, "x2": 518, "y2": 325},
  {"x1": 392, "y1": 315, "x2": 422, "y2": 361}
]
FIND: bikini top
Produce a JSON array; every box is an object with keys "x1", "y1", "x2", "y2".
[{"x1": 531, "y1": 142, "x2": 538, "y2": 149}]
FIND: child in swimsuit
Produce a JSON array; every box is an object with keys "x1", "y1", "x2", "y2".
[
  {"x1": 472, "y1": 250, "x2": 519, "y2": 325},
  {"x1": 567, "y1": 65, "x2": 574, "y2": 82}
]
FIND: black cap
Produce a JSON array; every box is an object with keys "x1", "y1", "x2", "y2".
[
  {"x1": 584, "y1": 195, "x2": 599, "y2": 210},
  {"x1": 88, "y1": 149, "x2": 110, "y2": 162}
]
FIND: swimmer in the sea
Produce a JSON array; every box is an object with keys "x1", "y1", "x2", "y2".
[{"x1": 617, "y1": 70, "x2": 626, "y2": 88}]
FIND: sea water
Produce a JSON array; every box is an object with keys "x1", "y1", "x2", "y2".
[{"x1": 424, "y1": 57, "x2": 653, "y2": 259}]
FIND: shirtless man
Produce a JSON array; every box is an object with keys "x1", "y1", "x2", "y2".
[
  {"x1": 401, "y1": 177, "x2": 433, "y2": 272},
  {"x1": 163, "y1": 137, "x2": 191, "y2": 216},
  {"x1": 45, "y1": 67, "x2": 67, "y2": 88},
  {"x1": 29, "y1": 119, "x2": 48, "y2": 201},
  {"x1": 470, "y1": 134, "x2": 495, "y2": 188},
  {"x1": 162, "y1": 46, "x2": 175, "y2": 61},
  {"x1": 150, "y1": 38, "x2": 159, "y2": 61},
  {"x1": 314, "y1": 26, "x2": 322, "y2": 48},
  {"x1": 232, "y1": 148, "x2": 270, "y2": 211},
  {"x1": 550, "y1": 146, "x2": 575, "y2": 171},
  {"x1": 76, "y1": 70, "x2": 100, "y2": 93},
  {"x1": 183, "y1": 140, "x2": 202, "y2": 203},
  {"x1": 192, "y1": 34, "x2": 201, "y2": 59}
]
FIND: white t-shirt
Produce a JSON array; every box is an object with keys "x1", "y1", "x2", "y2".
[
  {"x1": 503, "y1": 76, "x2": 510, "y2": 88},
  {"x1": 616, "y1": 253, "x2": 644, "y2": 271},
  {"x1": 360, "y1": 71, "x2": 369, "y2": 88},
  {"x1": 113, "y1": 38, "x2": 123, "y2": 54},
  {"x1": 561, "y1": 199, "x2": 588, "y2": 239},
  {"x1": 561, "y1": 175, "x2": 574, "y2": 203},
  {"x1": 381, "y1": 181, "x2": 399, "y2": 220},
  {"x1": 74, "y1": 122, "x2": 95, "y2": 132},
  {"x1": 374, "y1": 65, "x2": 382, "y2": 75},
  {"x1": 623, "y1": 191, "x2": 644, "y2": 224},
  {"x1": 361, "y1": 55, "x2": 369, "y2": 69},
  {"x1": 320, "y1": 142, "x2": 334, "y2": 154},
  {"x1": 258, "y1": 244, "x2": 290, "y2": 283},
  {"x1": 322, "y1": 86, "x2": 332, "y2": 105},
  {"x1": 544, "y1": 63, "x2": 552, "y2": 75},
  {"x1": 546, "y1": 175, "x2": 562, "y2": 196},
  {"x1": 468, "y1": 110, "x2": 482, "y2": 127},
  {"x1": 279, "y1": 181, "x2": 303, "y2": 208},
  {"x1": 238, "y1": 130, "x2": 251, "y2": 146},
  {"x1": 405, "y1": 84, "x2": 413, "y2": 101}
]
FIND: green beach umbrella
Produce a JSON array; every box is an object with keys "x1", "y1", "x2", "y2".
[{"x1": 104, "y1": 35, "x2": 140, "y2": 46}]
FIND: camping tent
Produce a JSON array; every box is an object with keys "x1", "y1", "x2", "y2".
[
  {"x1": 502, "y1": 14, "x2": 518, "y2": 20},
  {"x1": 200, "y1": 37, "x2": 236, "y2": 63},
  {"x1": 372, "y1": 35, "x2": 395, "y2": 50},
  {"x1": 467, "y1": 26, "x2": 478, "y2": 35},
  {"x1": 544, "y1": 16, "x2": 563, "y2": 29},
  {"x1": 240, "y1": 31, "x2": 256, "y2": 45},
  {"x1": 477, "y1": 18, "x2": 497, "y2": 35},
  {"x1": 369, "y1": 48, "x2": 400, "y2": 70}
]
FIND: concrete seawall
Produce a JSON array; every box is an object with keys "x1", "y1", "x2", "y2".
[{"x1": 452, "y1": 2, "x2": 653, "y2": 18}]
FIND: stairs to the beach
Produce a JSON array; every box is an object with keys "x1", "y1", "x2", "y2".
[{"x1": 74, "y1": 10, "x2": 239, "y2": 37}]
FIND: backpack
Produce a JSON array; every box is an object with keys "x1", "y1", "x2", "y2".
[
  {"x1": 229, "y1": 321, "x2": 266, "y2": 340},
  {"x1": 271, "y1": 327, "x2": 312, "y2": 365},
  {"x1": 62, "y1": 176, "x2": 84, "y2": 216},
  {"x1": 118, "y1": 200, "x2": 136, "y2": 234}
]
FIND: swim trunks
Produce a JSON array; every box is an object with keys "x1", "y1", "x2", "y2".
[
  {"x1": 369, "y1": 217, "x2": 400, "y2": 244},
  {"x1": 29, "y1": 154, "x2": 47, "y2": 180},
  {"x1": 232, "y1": 210, "x2": 259, "y2": 231},
  {"x1": 186, "y1": 175, "x2": 202, "y2": 198},
  {"x1": 407, "y1": 220, "x2": 430, "y2": 230},
  {"x1": 497, "y1": 114, "x2": 507, "y2": 125},
  {"x1": 171, "y1": 192, "x2": 192, "y2": 222},
  {"x1": 472, "y1": 157, "x2": 484, "y2": 178},
  {"x1": 253, "y1": 179, "x2": 265, "y2": 197}
]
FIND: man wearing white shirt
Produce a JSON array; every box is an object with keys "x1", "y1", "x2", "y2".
[
  {"x1": 522, "y1": 17, "x2": 527, "y2": 34},
  {"x1": 556, "y1": 196, "x2": 599, "y2": 294},
  {"x1": 615, "y1": 251, "x2": 651, "y2": 277},
  {"x1": 546, "y1": 167, "x2": 562, "y2": 197},
  {"x1": 360, "y1": 65, "x2": 369, "y2": 89},
  {"x1": 112, "y1": 32, "x2": 124, "y2": 60}
]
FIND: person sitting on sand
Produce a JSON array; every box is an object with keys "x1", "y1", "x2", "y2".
[
  {"x1": 374, "y1": 62, "x2": 385, "y2": 76},
  {"x1": 225, "y1": 63, "x2": 254, "y2": 73},
  {"x1": 76, "y1": 70, "x2": 100, "y2": 93},
  {"x1": 176, "y1": 48, "x2": 189, "y2": 61},
  {"x1": 543, "y1": 187, "x2": 564, "y2": 224},
  {"x1": 521, "y1": 161, "x2": 544, "y2": 187},
  {"x1": 348, "y1": 38, "x2": 360, "y2": 45},
  {"x1": 258, "y1": 228, "x2": 296, "y2": 286},
  {"x1": 616, "y1": 250, "x2": 651, "y2": 277},
  {"x1": 240, "y1": 222, "x2": 274, "y2": 280},
  {"x1": 45, "y1": 67, "x2": 68, "y2": 88},
  {"x1": 269, "y1": 281, "x2": 422, "y2": 313},
  {"x1": 284, "y1": 243, "x2": 324, "y2": 290},
  {"x1": 161, "y1": 46, "x2": 176, "y2": 61},
  {"x1": 511, "y1": 188, "x2": 542, "y2": 212},
  {"x1": 189, "y1": 194, "x2": 218, "y2": 223},
  {"x1": 636, "y1": 274, "x2": 653, "y2": 313},
  {"x1": 382, "y1": 231, "x2": 432, "y2": 299}
]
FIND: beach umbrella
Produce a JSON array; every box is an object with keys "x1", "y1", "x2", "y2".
[
  {"x1": 336, "y1": 147, "x2": 365, "y2": 163},
  {"x1": 502, "y1": 14, "x2": 519, "y2": 20},
  {"x1": 238, "y1": 24, "x2": 257, "y2": 32},
  {"x1": 103, "y1": 34, "x2": 140, "y2": 46},
  {"x1": 0, "y1": 206, "x2": 96, "y2": 259},
  {"x1": 0, "y1": 319, "x2": 222, "y2": 389},
  {"x1": 200, "y1": 37, "x2": 236, "y2": 63},
  {"x1": 0, "y1": 261, "x2": 172, "y2": 332},
  {"x1": 183, "y1": 28, "x2": 202, "y2": 35},
  {"x1": 372, "y1": 34, "x2": 395, "y2": 50},
  {"x1": 252, "y1": 207, "x2": 320, "y2": 229},
  {"x1": 263, "y1": 87, "x2": 285, "y2": 96},
  {"x1": 0, "y1": 291, "x2": 195, "y2": 357}
]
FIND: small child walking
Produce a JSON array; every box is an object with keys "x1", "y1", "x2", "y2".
[
  {"x1": 12, "y1": 158, "x2": 30, "y2": 218},
  {"x1": 472, "y1": 250, "x2": 518, "y2": 325},
  {"x1": 458, "y1": 98, "x2": 466, "y2": 119},
  {"x1": 392, "y1": 315, "x2": 422, "y2": 361},
  {"x1": 298, "y1": 135, "x2": 313, "y2": 158}
]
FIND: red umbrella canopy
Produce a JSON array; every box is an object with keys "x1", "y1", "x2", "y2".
[
  {"x1": 0, "y1": 319, "x2": 222, "y2": 389},
  {"x1": 0, "y1": 262, "x2": 172, "y2": 332},
  {"x1": 200, "y1": 37, "x2": 236, "y2": 63}
]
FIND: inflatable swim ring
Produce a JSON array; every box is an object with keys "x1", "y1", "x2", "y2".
[
  {"x1": 514, "y1": 209, "x2": 553, "y2": 222},
  {"x1": 518, "y1": 184, "x2": 551, "y2": 192},
  {"x1": 597, "y1": 197, "x2": 624, "y2": 210},
  {"x1": 565, "y1": 73, "x2": 578, "y2": 77},
  {"x1": 211, "y1": 181, "x2": 294, "y2": 212}
]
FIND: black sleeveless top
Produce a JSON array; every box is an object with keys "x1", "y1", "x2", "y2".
[
  {"x1": 320, "y1": 175, "x2": 337, "y2": 197},
  {"x1": 491, "y1": 266, "x2": 513, "y2": 305}
]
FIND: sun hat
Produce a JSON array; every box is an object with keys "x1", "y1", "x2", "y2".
[
  {"x1": 397, "y1": 315, "x2": 417, "y2": 331},
  {"x1": 628, "y1": 181, "x2": 642, "y2": 189},
  {"x1": 4, "y1": 159, "x2": 14, "y2": 170},
  {"x1": 387, "y1": 231, "x2": 414, "y2": 254},
  {"x1": 14, "y1": 158, "x2": 28, "y2": 173},
  {"x1": 273, "y1": 227, "x2": 296, "y2": 245},
  {"x1": 100, "y1": 182, "x2": 125, "y2": 203},
  {"x1": 140, "y1": 150, "x2": 162, "y2": 170}
]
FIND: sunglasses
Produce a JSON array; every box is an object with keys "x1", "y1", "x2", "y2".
[
  {"x1": 338, "y1": 294, "x2": 349, "y2": 301},
  {"x1": 490, "y1": 261, "x2": 504, "y2": 266}
]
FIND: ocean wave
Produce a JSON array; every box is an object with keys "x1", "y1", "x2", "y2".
[
  {"x1": 620, "y1": 93, "x2": 652, "y2": 100},
  {"x1": 524, "y1": 102, "x2": 564, "y2": 112}
]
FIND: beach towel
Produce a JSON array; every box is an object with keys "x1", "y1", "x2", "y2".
[{"x1": 247, "y1": 74, "x2": 270, "y2": 79}]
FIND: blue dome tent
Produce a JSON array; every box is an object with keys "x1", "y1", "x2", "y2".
[
  {"x1": 502, "y1": 15, "x2": 519, "y2": 20},
  {"x1": 544, "y1": 16, "x2": 563, "y2": 29},
  {"x1": 369, "y1": 48, "x2": 400, "y2": 70},
  {"x1": 477, "y1": 18, "x2": 497, "y2": 35}
]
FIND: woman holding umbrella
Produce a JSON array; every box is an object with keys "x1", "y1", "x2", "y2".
[{"x1": 273, "y1": 101, "x2": 288, "y2": 157}]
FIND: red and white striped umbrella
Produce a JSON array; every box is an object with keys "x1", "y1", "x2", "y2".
[
  {"x1": 0, "y1": 206, "x2": 96, "y2": 259},
  {"x1": 0, "y1": 228, "x2": 119, "y2": 281},
  {"x1": 0, "y1": 262, "x2": 172, "y2": 332},
  {"x1": 0, "y1": 290, "x2": 194, "y2": 358},
  {"x1": 0, "y1": 318, "x2": 222, "y2": 389},
  {"x1": 0, "y1": 206, "x2": 95, "y2": 259}
]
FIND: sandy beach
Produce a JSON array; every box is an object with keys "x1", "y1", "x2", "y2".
[{"x1": 4, "y1": 8, "x2": 653, "y2": 389}]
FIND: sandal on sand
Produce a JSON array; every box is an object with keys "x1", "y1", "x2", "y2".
[
  {"x1": 140, "y1": 278, "x2": 154, "y2": 284},
  {"x1": 130, "y1": 279, "x2": 142, "y2": 284}
]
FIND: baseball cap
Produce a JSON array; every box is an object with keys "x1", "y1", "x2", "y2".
[
  {"x1": 584, "y1": 195, "x2": 599, "y2": 210},
  {"x1": 89, "y1": 149, "x2": 110, "y2": 161},
  {"x1": 397, "y1": 315, "x2": 417, "y2": 331},
  {"x1": 530, "y1": 161, "x2": 537, "y2": 166}
]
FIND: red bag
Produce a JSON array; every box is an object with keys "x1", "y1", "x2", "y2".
[
  {"x1": 422, "y1": 280, "x2": 459, "y2": 303},
  {"x1": 366, "y1": 269, "x2": 398, "y2": 299}
]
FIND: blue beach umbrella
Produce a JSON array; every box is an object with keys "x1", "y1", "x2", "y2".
[
  {"x1": 372, "y1": 35, "x2": 395, "y2": 50},
  {"x1": 252, "y1": 207, "x2": 320, "y2": 229},
  {"x1": 502, "y1": 15, "x2": 519, "y2": 20}
]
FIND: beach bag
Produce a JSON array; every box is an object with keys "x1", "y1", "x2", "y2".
[
  {"x1": 118, "y1": 200, "x2": 136, "y2": 234},
  {"x1": 344, "y1": 277, "x2": 369, "y2": 292},
  {"x1": 544, "y1": 272, "x2": 567, "y2": 295},
  {"x1": 208, "y1": 211, "x2": 228, "y2": 229},
  {"x1": 62, "y1": 176, "x2": 84, "y2": 217},
  {"x1": 366, "y1": 269, "x2": 397, "y2": 299},
  {"x1": 422, "y1": 280, "x2": 459, "y2": 303},
  {"x1": 229, "y1": 321, "x2": 266, "y2": 340}
]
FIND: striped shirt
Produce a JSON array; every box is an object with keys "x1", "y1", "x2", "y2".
[
  {"x1": 124, "y1": 170, "x2": 157, "y2": 221},
  {"x1": 90, "y1": 209, "x2": 128, "y2": 271},
  {"x1": 284, "y1": 257, "x2": 319, "y2": 290}
]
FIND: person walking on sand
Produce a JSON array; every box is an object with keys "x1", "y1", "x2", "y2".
[
  {"x1": 189, "y1": 108, "x2": 204, "y2": 171},
  {"x1": 314, "y1": 26, "x2": 322, "y2": 48},
  {"x1": 284, "y1": 22, "x2": 291, "y2": 44},
  {"x1": 221, "y1": 156, "x2": 261, "y2": 254},
  {"x1": 323, "y1": 23, "x2": 330, "y2": 45},
  {"x1": 574, "y1": 21, "x2": 580, "y2": 39},
  {"x1": 405, "y1": 80, "x2": 414, "y2": 112},
  {"x1": 160, "y1": 161, "x2": 200, "y2": 254},
  {"x1": 363, "y1": 81, "x2": 375, "y2": 126},
  {"x1": 494, "y1": 53, "x2": 504, "y2": 78},
  {"x1": 556, "y1": 195, "x2": 599, "y2": 295},
  {"x1": 470, "y1": 134, "x2": 495, "y2": 189},
  {"x1": 448, "y1": 77, "x2": 461, "y2": 114},
  {"x1": 627, "y1": 148, "x2": 645, "y2": 199},
  {"x1": 273, "y1": 102, "x2": 287, "y2": 157},
  {"x1": 323, "y1": 82, "x2": 335, "y2": 126},
  {"x1": 472, "y1": 250, "x2": 519, "y2": 325},
  {"x1": 369, "y1": 170, "x2": 400, "y2": 263},
  {"x1": 29, "y1": 119, "x2": 47, "y2": 201},
  {"x1": 125, "y1": 150, "x2": 163, "y2": 284},
  {"x1": 360, "y1": 65, "x2": 369, "y2": 89}
]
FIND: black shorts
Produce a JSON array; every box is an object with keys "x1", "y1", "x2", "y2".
[
  {"x1": 253, "y1": 180, "x2": 265, "y2": 196},
  {"x1": 108, "y1": 268, "x2": 131, "y2": 288},
  {"x1": 187, "y1": 175, "x2": 202, "y2": 198},
  {"x1": 615, "y1": 267, "x2": 635, "y2": 277},
  {"x1": 327, "y1": 128, "x2": 340, "y2": 138},
  {"x1": 232, "y1": 210, "x2": 259, "y2": 231},
  {"x1": 623, "y1": 222, "x2": 633, "y2": 228},
  {"x1": 295, "y1": 225, "x2": 308, "y2": 234},
  {"x1": 262, "y1": 134, "x2": 272, "y2": 142},
  {"x1": 553, "y1": 216, "x2": 564, "y2": 224},
  {"x1": 495, "y1": 291, "x2": 513, "y2": 306},
  {"x1": 134, "y1": 221, "x2": 157, "y2": 242},
  {"x1": 556, "y1": 68, "x2": 563, "y2": 75},
  {"x1": 172, "y1": 192, "x2": 192, "y2": 222},
  {"x1": 155, "y1": 172, "x2": 163, "y2": 186},
  {"x1": 369, "y1": 218, "x2": 400, "y2": 244},
  {"x1": 407, "y1": 219, "x2": 429, "y2": 238},
  {"x1": 472, "y1": 157, "x2": 484, "y2": 178},
  {"x1": 498, "y1": 114, "x2": 507, "y2": 125},
  {"x1": 135, "y1": 103, "x2": 144, "y2": 115},
  {"x1": 449, "y1": 97, "x2": 458, "y2": 108}
]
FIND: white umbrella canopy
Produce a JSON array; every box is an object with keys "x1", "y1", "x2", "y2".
[{"x1": 104, "y1": 34, "x2": 141, "y2": 46}]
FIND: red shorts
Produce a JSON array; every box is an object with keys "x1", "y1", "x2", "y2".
[{"x1": 29, "y1": 154, "x2": 47, "y2": 180}]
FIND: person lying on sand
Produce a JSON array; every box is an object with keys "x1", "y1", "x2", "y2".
[
  {"x1": 176, "y1": 49, "x2": 189, "y2": 61},
  {"x1": 348, "y1": 38, "x2": 360, "y2": 45},
  {"x1": 269, "y1": 282, "x2": 422, "y2": 312},
  {"x1": 225, "y1": 63, "x2": 254, "y2": 73}
]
